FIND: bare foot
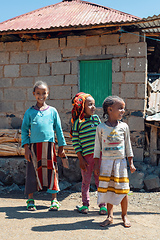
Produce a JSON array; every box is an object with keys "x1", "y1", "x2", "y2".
[
  {"x1": 100, "y1": 216, "x2": 113, "y2": 227},
  {"x1": 122, "y1": 215, "x2": 131, "y2": 228}
]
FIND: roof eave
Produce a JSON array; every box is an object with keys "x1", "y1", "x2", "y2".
[
  {"x1": 2, "y1": 14, "x2": 160, "y2": 36},
  {"x1": 0, "y1": 21, "x2": 141, "y2": 36}
]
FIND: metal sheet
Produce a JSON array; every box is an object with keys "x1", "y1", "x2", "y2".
[
  {"x1": 0, "y1": 1, "x2": 140, "y2": 33},
  {"x1": 146, "y1": 113, "x2": 160, "y2": 121}
]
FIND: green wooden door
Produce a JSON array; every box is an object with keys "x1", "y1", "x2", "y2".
[{"x1": 80, "y1": 59, "x2": 112, "y2": 107}]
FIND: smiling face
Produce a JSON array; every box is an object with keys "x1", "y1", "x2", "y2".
[
  {"x1": 84, "y1": 96, "x2": 96, "y2": 117},
  {"x1": 108, "y1": 100, "x2": 125, "y2": 121},
  {"x1": 33, "y1": 84, "x2": 49, "y2": 107}
]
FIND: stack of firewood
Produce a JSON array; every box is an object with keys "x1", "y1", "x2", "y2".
[
  {"x1": 55, "y1": 131, "x2": 77, "y2": 157},
  {"x1": 0, "y1": 129, "x2": 23, "y2": 156},
  {"x1": 0, "y1": 129, "x2": 77, "y2": 157}
]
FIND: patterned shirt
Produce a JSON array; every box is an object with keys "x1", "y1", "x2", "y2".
[
  {"x1": 94, "y1": 121, "x2": 133, "y2": 159},
  {"x1": 72, "y1": 114, "x2": 101, "y2": 156}
]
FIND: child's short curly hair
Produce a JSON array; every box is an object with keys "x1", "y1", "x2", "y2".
[
  {"x1": 33, "y1": 81, "x2": 48, "y2": 92},
  {"x1": 102, "y1": 95, "x2": 124, "y2": 118}
]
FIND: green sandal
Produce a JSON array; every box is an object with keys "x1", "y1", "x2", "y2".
[
  {"x1": 99, "y1": 206, "x2": 108, "y2": 215},
  {"x1": 26, "y1": 199, "x2": 37, "y2": 211},
  {"x1": 49, "y1": 200, "x2": 61, "y2": 211},
  {"x1": 76, "y1": 205, "x2": 89, "y2": 214}
]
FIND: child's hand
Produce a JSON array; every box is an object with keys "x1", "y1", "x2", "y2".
[
  {"x1": 24, "y1": 144, "x2": 32, "y2": 162},
  {"x1": 76, "y1": 152, "x2": 88, "y2": 171},
  {"x1": 58, "y1": 146, "x2": 66, "y2": 158},
  {"x1": 130, "y1": 164, "x2": 136, "y2": 173},
  {"x1": 94, "y1": 158, "x2": 100, "y2": 176},
  {"x1": 79, "y1": 158, "x2": 88, "y2": 172},
  {"x1": 128, "y1": 157, "x2": 136, "y2": 173},
  {"x1": 94, "y1": 164, "x2": 100, "y2": 176}
]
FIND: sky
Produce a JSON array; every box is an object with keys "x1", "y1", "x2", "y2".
[{"x1": 0, "y1": 0, "x2": 160, "y2": 23}]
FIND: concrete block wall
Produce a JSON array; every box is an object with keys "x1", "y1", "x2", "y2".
[
  {"x1": 0, "y1": 31, "x2": 147, "y2": 161},
  {"x1": 110, "y1": 34, "x2": 147, "y2": 162}
]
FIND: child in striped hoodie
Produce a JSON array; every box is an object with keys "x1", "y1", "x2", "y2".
[{"x1": 71, "y1": 92, "x2": 107, "y2": 214}]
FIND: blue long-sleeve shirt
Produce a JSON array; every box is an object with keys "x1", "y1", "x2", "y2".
[{"x1": 21, "y1": 106, "x2": 66, "y2": 147}]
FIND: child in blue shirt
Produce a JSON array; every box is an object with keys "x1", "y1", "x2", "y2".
[{"x1": 21, "y1": 80, "x2": 66, "y2": 211}]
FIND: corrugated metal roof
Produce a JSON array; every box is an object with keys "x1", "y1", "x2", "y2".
[
  {"x1": 146, "y1": 113, "x2": 160, "y2": 121},
  {"x1": 146, "y1": 78, "x2": 160, "y2": 121},
  {"x1": 0, "y1": 0, "x2": 140, "y2": 33},
  {"x1": 131, "y1": 14, "x2": 160, "y2": 33},
  {"x1": 148, "y1": 78, "x2": 160, "y2": 113}
]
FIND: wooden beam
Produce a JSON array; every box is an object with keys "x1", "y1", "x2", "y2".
[
  {"x1": 145, "y1": 122, "x2": 160, "y2": 129},
  {"x1": 0, "y1": 25, "x2": 120, "y2": 35},
  {"x1": 153, "y1": 149, "x2": 160, "y2": 154},
  {"x1": 77, "y1": 54, "x2": 126, "y2": 61},
  {"x1": 145, "y1": 132, "x2": 150, "y2": 148},
  {"x1": 150, "y1": 125, "x2": 157, "y2": 165},
  {"x1": 140, "y1": 25, "x2": 160, "y2": 31},
  {"x1": 0, "y1": 23, "x2": 138, "y2": 36}
]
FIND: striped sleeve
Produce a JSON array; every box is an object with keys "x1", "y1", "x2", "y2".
[
  {"x1": 72, "y1": 120, "x2": 82, "y2": 154},
  {"x1": 95, "y1": 115, "x2": 101, "y2": 124}
]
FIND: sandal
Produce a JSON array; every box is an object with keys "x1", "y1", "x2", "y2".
[
  {"x1": 76, "y1": 205, "x2": 89, "y2": 214},
  {"x1": 100, "y1": 216, "x2": 113, "y2": 227},
  {"x1": 122, "y1": 215, "x2": 131, "y2": 228},
  {"x1": 99, "y1": 206, "x2": 108, "y2": 215},
  {"x1": 26, "y1": 199, "x2": 37, "y2": 211},
  {"x1": 49, "y1": 200, "x2": 61, "y2": 211}
]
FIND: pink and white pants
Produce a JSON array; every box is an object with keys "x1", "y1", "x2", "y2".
[{"x1": 81, "y1": 153, "x2": 105, "y2": 208}]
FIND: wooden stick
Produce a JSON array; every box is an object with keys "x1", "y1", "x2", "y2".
[
  {"x1": 150, "y1": 125, "x2": 157, "y2": 165},
  {"x1": 145, "y1": 132, "x2": 150, "y2": 148},
  {"x1": 145, "y1": 122, "x2": 160, "y2": 129},
  {"x1": 153, "y1": 149, "x2": 160, "y2": 154}
]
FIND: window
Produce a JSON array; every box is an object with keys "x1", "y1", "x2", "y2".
[{"x1": 80, "y1": 59, "x2": 112, "y2": 107}]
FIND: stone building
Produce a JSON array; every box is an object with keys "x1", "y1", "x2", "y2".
[{"x1": 0, "y1": 0, "x2": 160, "y2": 163}]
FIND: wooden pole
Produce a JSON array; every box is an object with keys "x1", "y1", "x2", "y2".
[
  {"x1": 150, "y1": 125, "x2": 157, "y2": 165},
  {"x1": 153, "y1": 149, "x2": 160, "y2": 154}
]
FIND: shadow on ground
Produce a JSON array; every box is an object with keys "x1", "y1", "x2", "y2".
[
  {"x1": 0, "y1": 204, "x2": 159, "y2": 220},
  {"x1": 31, "y1": 219, "x2": 123, "y2": 232}
]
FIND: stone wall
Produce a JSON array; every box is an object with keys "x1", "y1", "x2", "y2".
[
  {"x1": 0, "y1": 31, "x2": 147, "y2": 161},
  {"x1": 0, "y1": 157, "x2": 159, "y2": 193}
]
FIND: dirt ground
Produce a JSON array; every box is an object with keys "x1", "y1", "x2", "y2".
[{"x1": 0, "y1": 190, "x2": 160, "y2": 240}]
